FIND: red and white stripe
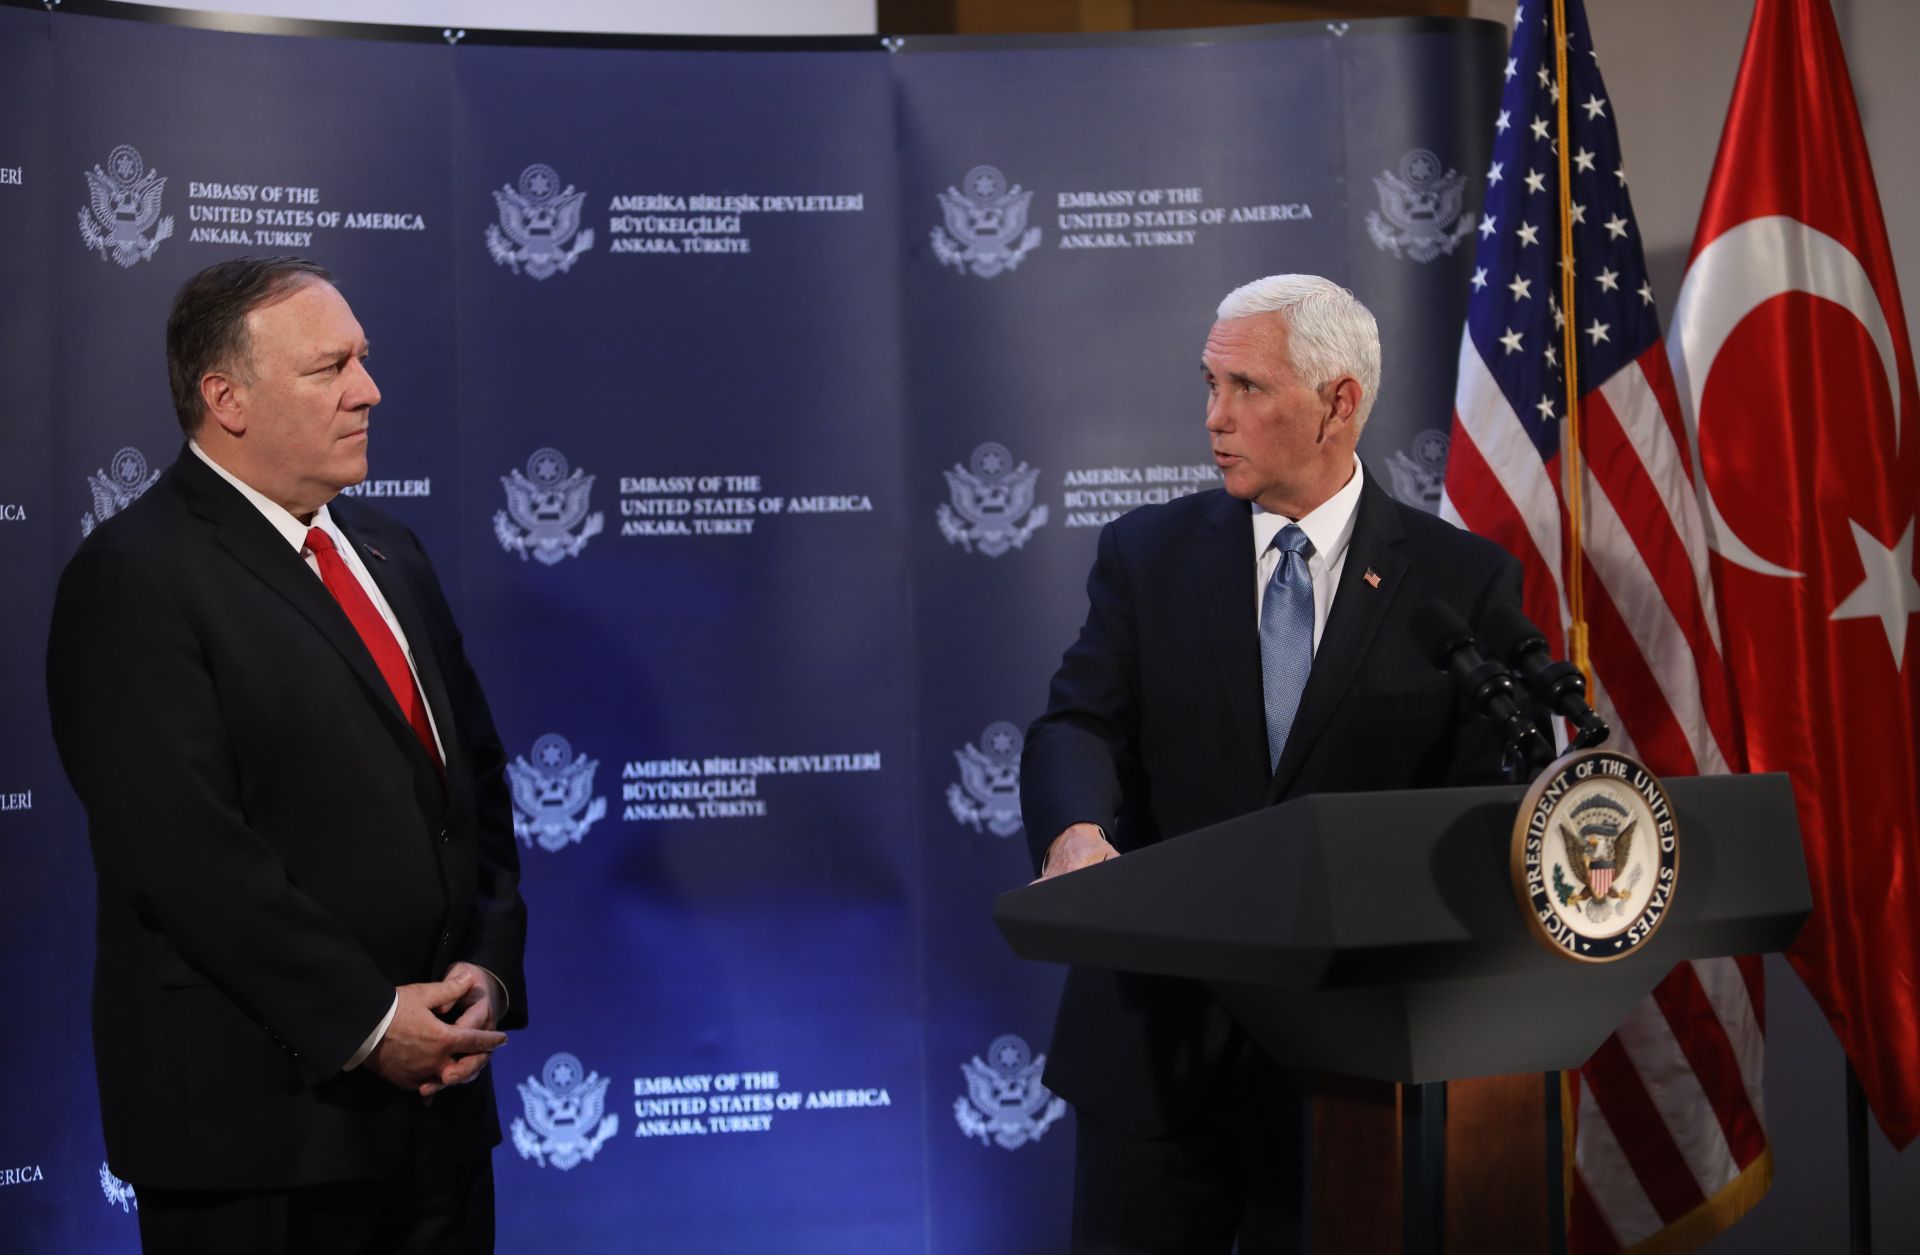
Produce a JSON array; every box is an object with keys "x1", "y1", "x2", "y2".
[{"x1": 1446, "y1": 336, "x2": 1767, "y2": 1252}]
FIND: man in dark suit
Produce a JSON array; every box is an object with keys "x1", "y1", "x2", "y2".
[
  {"x1": 1023, "y1": 274, "x2": 1522, "y2": 1253},
  {"x1": 47, "y1": 256, "x2": 528, "y2": 1254}
]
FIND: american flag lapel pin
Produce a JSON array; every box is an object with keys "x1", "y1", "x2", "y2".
[
  {"x1": 364, "y1": 543, "x2": 387, "y2": 562},
  {"x1": 1363, "y1": 567, "x2": 1382, "y2": 588}
]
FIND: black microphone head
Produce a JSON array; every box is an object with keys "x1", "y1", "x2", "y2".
[
  {"x1": 1411, "y1": 600, "x2": 1474, "y2": 669},
  {"x1": 1480, "y1": 602, "x2": 1550, "y2": 665}
]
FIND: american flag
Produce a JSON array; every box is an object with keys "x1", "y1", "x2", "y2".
[{"x1": 1441, "y1": 2, "x2": 1770, "y2": 1251}]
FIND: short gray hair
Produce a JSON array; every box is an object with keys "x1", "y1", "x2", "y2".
[
  {"x1": 167, "y1": 255, "x2": 334, "y2": 435},
  {"x1": 1216, "y1": 274, "x2": 1381, "y2": 428}
]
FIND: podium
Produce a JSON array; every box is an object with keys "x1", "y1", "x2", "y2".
[{"x1": 993, "y1": 774, "x2": 1810, "y2": 1253}]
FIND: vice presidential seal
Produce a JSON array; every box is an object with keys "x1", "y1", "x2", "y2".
[
  {"x1": 937, "y1": 442, "x2": 1048, "y2": 557},
  {"x1": 507, "y1": 732, "x2": 607, "y2": 852},
  {"x1": 81, "y1": 446, "x2": 161, "y2": 537},
  {"x1": 494, "y1": 447, "x2": 604, "y2": 564},
  {"x1": 486, "y1": 163, "x2": 594, "y2": 280},
  {"x1": 948, "y1": 720, "x2": 1024, "y2": 838},
  {"x1": 78, "y1": 145, "x2": 174, "y2": 268},
  {"x1": 1365, "y1": 148, "x2": 1474, "y2": 263},
  {"x1": 954, "y1": 1034, "x2": 1066, "y2": 1151},
  {"x1": 1512, "y1": 749, "x2": 1680, "y2": 962},
  {"x1": 931, "y1": 165, "x2": 1041, "y2": 279},
  {"x1": 511, "y1": 1052, "x2": 619, "y2": 1171}
]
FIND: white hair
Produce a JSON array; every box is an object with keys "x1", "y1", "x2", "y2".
[{"x1": 1216, "y1": 274, "x2": 1381, "y2": 428}]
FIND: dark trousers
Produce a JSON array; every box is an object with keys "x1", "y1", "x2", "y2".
[
  {"x1": 134, "y1": 1128, "x2": 494, "y2": 1255},
  {"x1": 1070, "y1": 1038, "x2": 1307, "y2": 1255}
]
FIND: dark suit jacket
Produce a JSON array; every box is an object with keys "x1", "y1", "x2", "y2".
[
  {"x1": 1021, "y1": 468, "x2": 1521, "y2": 1137},
  {"x1": 46, "y1": 448, "x2": 528, "y2": 1191}
]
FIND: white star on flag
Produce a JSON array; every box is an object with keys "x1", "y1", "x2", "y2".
[
  {"x1": 1604, "y1": 214, "x2": 1630, "y2": 238},
  {"x1": 1499, "y1": 327, "x2": 1524, "y2": 354},
  {"x1": 1516, "y1": 221, "x2": 1541, "y2": 247},
  {"x1": 1830, "y1": 518, "x2": 1920, "y2": 668},
  {"x1": 1582, "y1": 93, "x2": 1607, "y2": 119},
  {"x1": 1525, "y1": 168, "x2": 1547, "y2": 194},
  {"x1": 1509, "y1": 275, "x2": 1533, "y2": 301},
  {"x1": 1596, "y1": 267, "x2": 1620, "y2": 291},
  {"x1": 1585, "y1": 318, "x2": 1609, "y2": 344},
  {"x1": 1573, "y1": 147, "x2": 1596, "y2": 173}
]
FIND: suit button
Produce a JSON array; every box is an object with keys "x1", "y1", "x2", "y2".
[{"x1": 438, "y1": 826, "x2": 449, "y2": 844}]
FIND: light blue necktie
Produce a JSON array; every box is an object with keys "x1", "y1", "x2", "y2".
[{"x1": 1260, "y1": 524, "x2": 1315, "y2": 773}]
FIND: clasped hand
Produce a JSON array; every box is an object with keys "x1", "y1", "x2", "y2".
[{"x1": 365, "y1": 965, "x2": 506, "y2": 1098}]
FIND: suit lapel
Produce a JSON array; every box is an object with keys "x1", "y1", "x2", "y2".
[
  {"x1": 1198, "y1": 492, "x2": 1269, "y2": 784},
  {"x1": 1266, "y1": 470, "x2": 1408, "y2": 802},
  {"x1": 174, "y1": 454, "x2": 435, "y2": 776}
]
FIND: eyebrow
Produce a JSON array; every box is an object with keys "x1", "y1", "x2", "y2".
[
  {"x1": 1202, "y1": 363, "x2": 1257, "y2": 389},
  {"x1": 304, "y1": 342, "x2": 370, "y2": 367}
]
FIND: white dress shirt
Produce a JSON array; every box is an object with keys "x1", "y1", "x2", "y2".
[{"x1": 1250, "y1": 457, "x2": 1366, "y2": 654}]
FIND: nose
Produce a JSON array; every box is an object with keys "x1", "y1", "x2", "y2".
[
  {"x1": 346, "y1": 357, "x2": 382, "y2": 411},
  {"x1": 1205, "y1": 391, "x2": 1229, "y2": 433}
]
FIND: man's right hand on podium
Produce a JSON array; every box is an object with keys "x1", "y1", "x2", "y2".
[{"x1": 1036, "y1": 822, "x2": 1119, "y2": 881}]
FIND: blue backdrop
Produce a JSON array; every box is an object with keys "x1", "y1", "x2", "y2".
[{"x1": 0, "y1": 7, "x2": 1500, "y2": 1251}]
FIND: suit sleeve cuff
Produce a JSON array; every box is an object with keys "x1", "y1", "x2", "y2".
[
  {"x1": 471, "y1": 963, "x2": 509, "y2": 1019},
  {"x1": 343, "y1": 992, "x2": 399, "y2": 1072}
]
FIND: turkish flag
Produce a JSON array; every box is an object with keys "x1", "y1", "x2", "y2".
[{"x1": 1669, "y1": 0, "x2": 1920, "y2": 1147}]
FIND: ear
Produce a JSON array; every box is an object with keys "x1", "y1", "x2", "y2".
[
  {"x1": 199, "y1": 369, "x2": 247, "y2": 437},
  {"x1": 1326, "y1": 375, "x2": 1364, "y2": 433}
]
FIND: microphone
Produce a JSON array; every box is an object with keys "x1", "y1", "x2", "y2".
[
  {"x1": 1479, "y1": 603, "x2": 1610, "y2": 749},
  {"x1": 1411, "y1": 600, "x2": 1554, "y2": 776}
]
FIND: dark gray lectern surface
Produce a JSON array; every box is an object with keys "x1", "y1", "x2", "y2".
[{"x1": 994, "y1": 774, "x2": 1809, "y2": 1083}]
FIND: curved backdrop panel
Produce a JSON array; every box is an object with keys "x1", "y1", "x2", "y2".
[{"x1": 0, "y1": 7, "x2": 1499, "y2": 1252}]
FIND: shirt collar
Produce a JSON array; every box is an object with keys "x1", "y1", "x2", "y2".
[
  {"x1": 1250, "y1": 457, "x2": 1364, "y2": 563},
  {"x1": 188, "y1": 440, "x2": 340, "y2": 554}
]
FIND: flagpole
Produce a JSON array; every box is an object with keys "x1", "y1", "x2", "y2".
[
  {"x1": 1550, "y1": 0, "x2": 1592, "y2": 688},
  {"x1": 1848, "y1": 1061, "x2": 1873, "y2": 1254}
]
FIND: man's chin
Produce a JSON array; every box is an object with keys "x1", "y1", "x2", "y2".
[
  {"x1": 1220, "y1": 477, "x2": 1260, "y2": 503},
  {"x1": 329, "y1": 457, "x2": 370, "y2": 497}
]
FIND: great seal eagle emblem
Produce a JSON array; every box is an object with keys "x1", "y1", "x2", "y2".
[
  {"x1": 494, "y1": 447, "x2": 604, "y2": 564},
  {"x1": 486, "y1": 163, "x2": 594, "y2": 280},
  {"x1": 953, "y1": 1034, "x2": 1066, "y2": 1151},
  {"x1": 78, "y1": 145, "x2": 174, "y2": 268},
  {"x1": 511, "y1": 1052, "x2": 619, "y2": 1170},
  {"x1": 937, "y1": 442, "x2": 1048, "y2": 557},
  {"x1": 1365, "y1": 148, "x2": 1474, "y2": 264},
  {"x1": 931, "y1": 165, "x2": 1041, "y2": 279}
]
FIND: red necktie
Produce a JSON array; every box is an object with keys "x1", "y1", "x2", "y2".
[{"x1": 305, "y1": 527, "x2": 442, "y2": 768}]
